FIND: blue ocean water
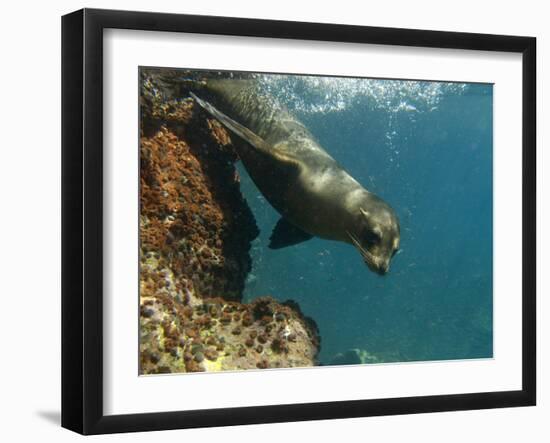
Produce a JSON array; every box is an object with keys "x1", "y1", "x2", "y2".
[{"x1": 239, "y1": 75, "x2": 493, "y2": 365}]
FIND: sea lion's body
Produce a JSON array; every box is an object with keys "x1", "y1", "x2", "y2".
[{"x1": 191, "y1": 77, "x2": 400, "y2": 274}]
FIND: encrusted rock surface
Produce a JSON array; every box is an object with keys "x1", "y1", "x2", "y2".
[
  {"x1": 140, "y1": 294, "x2": 320, "y2": 374},
  {"x1": 139, "y1": 68, "x2": 320, "y2": 374}
]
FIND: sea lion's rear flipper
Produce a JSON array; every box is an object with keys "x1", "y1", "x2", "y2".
[
  {"x1": 269, "y1": 218, "x2": 313, "y2": 249},
  {"x1": 190, "y1": 92, "x2": 298, "y2": 168}
]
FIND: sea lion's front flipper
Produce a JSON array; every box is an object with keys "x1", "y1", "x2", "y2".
[
  {"x1": 269, "y1": 218, "x2": 313, "y2": 249},
  {"x1": 190, "y1": 92, "x2": 298, "y2": 167}
]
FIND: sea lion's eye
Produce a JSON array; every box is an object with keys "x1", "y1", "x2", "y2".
[{"x1": 363, "y1": 230, "x2": 381, "y2": 245}]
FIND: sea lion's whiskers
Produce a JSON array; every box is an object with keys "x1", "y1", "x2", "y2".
[{"x1": 346, "y1": 231, "x2": 376, "y2": 267}]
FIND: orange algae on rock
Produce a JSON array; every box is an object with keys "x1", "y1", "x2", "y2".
[{"x1": 139, "y1": 68, "x2": 320, "y2": 374}]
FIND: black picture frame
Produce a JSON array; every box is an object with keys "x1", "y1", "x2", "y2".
[{"x1": 61, "y1": 8, "x2": 536, "y2": 435}]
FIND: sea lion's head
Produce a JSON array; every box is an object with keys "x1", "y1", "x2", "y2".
[{"x1": 347, "y1": 195, "x2": 400, "y2": 275}]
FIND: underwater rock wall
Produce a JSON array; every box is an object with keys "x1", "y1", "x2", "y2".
[{"x1": 139, "y1": 69, "x2": 320, "y2": 374}]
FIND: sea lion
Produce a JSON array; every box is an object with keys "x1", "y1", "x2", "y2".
[{"x1": 188, "y1": 77, "x2": 400, "y2": 275}]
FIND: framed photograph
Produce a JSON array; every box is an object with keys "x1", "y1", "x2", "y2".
[{"x1": 62, "y1": 8, "x2": 536, "y2": 435}]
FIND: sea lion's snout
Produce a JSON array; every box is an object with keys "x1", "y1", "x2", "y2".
[
  {"x1": 363, "y1": 255, "x2": 390, "y2": 275},
  {"x1": 376, "y1": 260, "x2": 390, "y2": 275}
]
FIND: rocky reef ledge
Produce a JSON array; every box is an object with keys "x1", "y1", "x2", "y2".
[{"x1": 139, "y1": 69, "x2": 320, "y2": 374}]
